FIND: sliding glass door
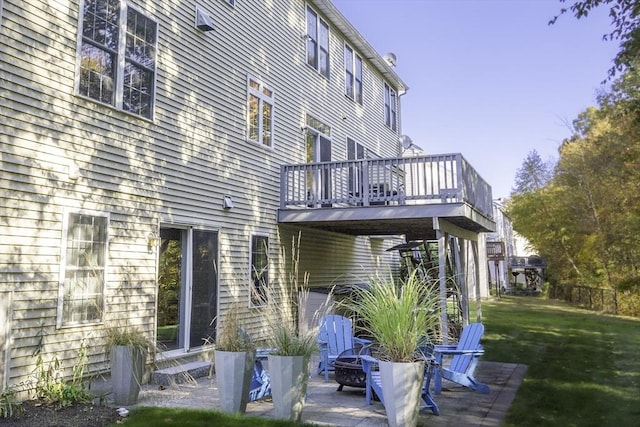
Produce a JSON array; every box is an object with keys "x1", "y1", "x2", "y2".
[{"x1": 157, "y1": 227, "x2": 218, "y2": 353}]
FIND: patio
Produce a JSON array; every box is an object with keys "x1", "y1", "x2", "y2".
[{"x1": 125, "y1": 354, "x2": 526, "y2": 426}]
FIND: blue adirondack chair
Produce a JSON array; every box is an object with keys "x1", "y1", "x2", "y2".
[
  {"x1": 317, "y1": 314, "x2": 370, "y2": 381},
  {"x1": 361, "y1": 352, "x2": 439, "y2": 416},
  {"x1": 432, "y1": 322, "x2": 489, "y2": 394}
]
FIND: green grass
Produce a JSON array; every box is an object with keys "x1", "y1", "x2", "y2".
[
  {"x1": 481, "y1": 296, "x2": 640, "y2": 427},
  {"x1": 156, "y1": 325, "x2": 178, "y2": 342},
  {"x1": 112, "y1": 406, "x2": 318, "y2": 426}
]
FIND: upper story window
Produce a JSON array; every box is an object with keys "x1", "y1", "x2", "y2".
[
  {"x1": 247, "y1": 76, "x2": 275, "y2": 147},
  {"x1": 250, "y1": 234, "x2": 269, "y2": 307},
  {"x1": 344, "y1": 45, "x2": 362, "y2": 104},
  {"x1": 384, "y1": 82, "x2": 397, "y2": 131},
  {"x1": 58, "y1": 212, "x2": 109, "y2": 327},
  {"x1": 77, "y1": 0, "x2": 158, "y2": 119},
  {"x1": 306, "y1": 6, "x2": 329, "y2": 78}
]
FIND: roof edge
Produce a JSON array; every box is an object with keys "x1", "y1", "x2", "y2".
[{"x1": 311, "y1": 0, "x2": 409, "y2": 93}]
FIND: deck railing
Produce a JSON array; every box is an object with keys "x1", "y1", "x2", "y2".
[{"x1": 280, "y1": 153, "x2": 493, "y2": 219}]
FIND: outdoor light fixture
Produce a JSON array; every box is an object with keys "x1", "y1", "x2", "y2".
[
  {"x1": 222, "y1": 195, "x2": 233, "y2": 209},
  {"x1": 67, "y1": 163, "x2": 80, "y2": 180}
]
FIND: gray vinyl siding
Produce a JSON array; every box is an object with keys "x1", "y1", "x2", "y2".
[
  {"x1": 0, "y1": 0, "x2": 406, "y2": 388},
  {"x1": 279, "y1": 226, "x2": 401, "y2": 288}
]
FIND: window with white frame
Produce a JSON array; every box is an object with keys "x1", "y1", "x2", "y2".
[
  {"x1": 250, "y1": 234, "x2": 269, "y2": 306},
  {"x1": 247, "y1": 76, "x2": 274, "y2": 147},
  {"x1": 306, "y1": 6, "x2": 329, "y2": 78},
  {"x1": 384, "y1": 82, "x2": 397, "y2": 131},
  {"x1": 77, "y1": 0, "x2": 158, "y2": 119},
  {"x1": 58, "y1": 212, "x2": 108, "y2": 327},
  {"x1": 347, "y1": 138, "x2": 365, "y2": 195},
  {"x1": 344, "y1": 45, "x2": 362, "y2": 104}
]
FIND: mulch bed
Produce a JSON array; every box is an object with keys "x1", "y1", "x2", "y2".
[{"x1": 1, "y1": 400, "x2": 123, "y2": 427}]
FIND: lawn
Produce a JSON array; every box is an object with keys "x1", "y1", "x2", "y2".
[
  {"x1": 111, "y1": 406, "x2": 318, "y2": 426},
  {"x1": 480, "y1": 296, "x2": 640, "y2": 427}
]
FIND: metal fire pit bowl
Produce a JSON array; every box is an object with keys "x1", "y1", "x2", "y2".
[{"x1": 333, "y1": 344, "x2": 371, "y2": 391}]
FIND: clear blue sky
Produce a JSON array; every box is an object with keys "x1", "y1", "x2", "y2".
[{"x1": 332, "y1": 0, "x2": 619, "y2": 200}]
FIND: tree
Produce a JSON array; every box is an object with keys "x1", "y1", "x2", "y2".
[
  {"x1": 550, "y1": 0, "x2": 640, "y2": 79},
  {"x1": 512, "y1": 150, "x2": 554, "y2": 195},
  {"x1": 510, "y1": 66, "x2": 640, "y2": 296}
]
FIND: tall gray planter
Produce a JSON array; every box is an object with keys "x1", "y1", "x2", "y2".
[
  {"x1": 110, "y1": 345, "x2": 147, "y2": 406},
  {"x1": 214, "y1": 349, "x2": 256, "y2": 413},
  {"x1": 268, "y1": 354, "x2": 309, "y2": 422},
  {"x1": 379, "y1": 360, "x2": 425, "y2": 427}
]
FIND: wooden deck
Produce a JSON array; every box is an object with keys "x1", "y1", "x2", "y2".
[{"x1": 278, "y1": 153, "x2": 495, "y2": 240}]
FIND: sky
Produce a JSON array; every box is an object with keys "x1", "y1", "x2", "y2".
[{"x1": 331, "y1": 0, "x2": 620, "y2": 200}]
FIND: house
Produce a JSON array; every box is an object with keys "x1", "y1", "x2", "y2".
[
  {"x1": 0, "y1": 0, "x2": 494, "y2": 393},
  {"x1": 487, "y1": 200, "x2": 545, "y2": 293},
  {"x1": 486, "y1": 199, "x2": 514, "y2": 294}
]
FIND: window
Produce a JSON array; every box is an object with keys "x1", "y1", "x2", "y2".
[
  {"x1": 344, "y1": 45, "x2": 362, "y2": 104},
  {"x1": 250, "y1": 235, "x2": 269, "y2": 306},
  {"x1": 347, "y1": 138, "x2": 365, "y2": 195},
  {"x1": 77, "y1": 0, "x2": 158, "y2": 119},
  {"x1": 58, "y1": 212, "x2": 108, "y2": 327},
  {"x1": 306, "y1": 6, "x2": 329, "y2": 78},
  {"x1": 384, "y1": 82, "x2": 397, "y2": 131},
  {"x1": 248, "y1": 76, "x2": 275, "y2": 147}
]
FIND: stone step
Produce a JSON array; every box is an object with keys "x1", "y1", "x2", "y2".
[{"x1": 150, "y1": 361, "x2": 212, "y2": 386}]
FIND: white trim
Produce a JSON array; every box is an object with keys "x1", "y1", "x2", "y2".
[
  {"x1": 183, "y1": 228, "x2": 194, "y2": 350},
  {"x1": 57, "y1": 209, "x2": 110, "y2": 329},
  {"x1": 156, "y1": 224, "x2": 220, "y2": 354},
  {"x1": 343, "y1": 42, "x2": 362, "y2": 104},
  {"x1": 0, "y1": 291, "x2": 12, "y2": 391},
  {"x1": 246, "y1": 74, "x2": 276, "y2": 149},
  {"x1": 383, "y1": 82, "x2": 397, "y2": 131},
  {"x1": 249, "y1": 232, "x2": 269, "y2": 308},
  {"x1": 305, "y1": 3, "x2": 330, "y2": 79},
  {"x1": 74, "y1": 0, "x2": 158, "y2": 120},
  {"x1": 305, "y1": 112, "x2": 331, "y2": 138}
]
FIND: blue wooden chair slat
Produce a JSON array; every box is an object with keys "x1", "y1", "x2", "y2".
[
  {"x1": 432, "y1": 322, "x2": 489, "y2": 394},
  {"x1": 361, "y1": 355, "x2": 439, "y2": 416},
  {"x1": 317, "y1": 314, "x2": 370, "y2": 381}
]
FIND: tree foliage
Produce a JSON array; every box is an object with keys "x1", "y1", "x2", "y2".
[
  {"x1": 550, "y1": 0, "x2": 640, "y2": 79},
  {"x1": 508, "y1": 67, "x2": 640, "y2": 306},
  {"x1": 512, "y1": 150, "x2": 554, "y2": 194}
]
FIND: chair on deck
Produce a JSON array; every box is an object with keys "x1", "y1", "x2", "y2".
[
  {"x1": 317, "y1": 314, "x2": 370, "y2": 381},
  {"x1": 432, "y1": 322, "x2": 489, "y2": 394}
]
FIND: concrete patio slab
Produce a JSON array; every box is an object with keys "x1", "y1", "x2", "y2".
[{"x1": 128, "y1": 356, "x2": 526, "y2": 426}]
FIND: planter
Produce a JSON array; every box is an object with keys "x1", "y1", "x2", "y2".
[
  {"x1": 379, "y1": 360, "x2": 425, "y2": 427},
  {"x1": 110, "y1": 345, "x2": 147, "y2": 406},
  {"x1": 267, "y1": 354, "x2": 309, "y2": 422},
  {"x1": 214, "y1": 349, "x2": 256, "y2": 413}
]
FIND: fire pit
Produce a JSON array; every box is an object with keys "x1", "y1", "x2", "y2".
[{"x1": 334, "y1": 344, "x2": 372, "y2": 391}]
